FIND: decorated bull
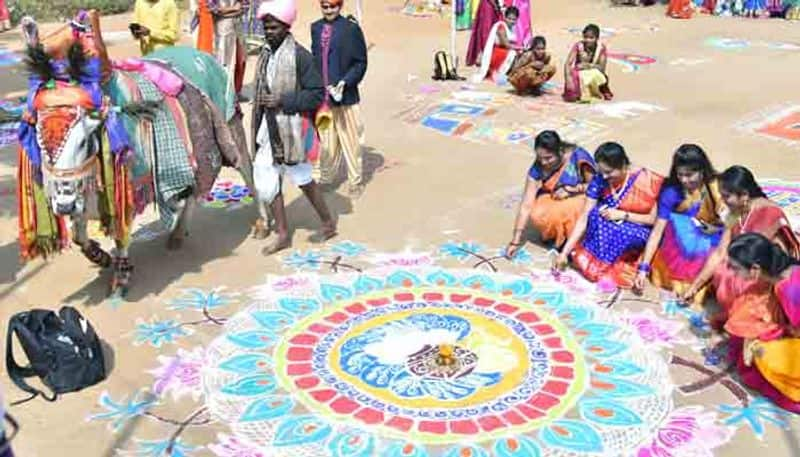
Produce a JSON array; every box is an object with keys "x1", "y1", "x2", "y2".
[{"x1": 12, "y1": 11, "x2": 254, "y2": 296}]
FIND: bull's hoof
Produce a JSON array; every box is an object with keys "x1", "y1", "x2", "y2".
[{"x1": 80, "y1": 240, "x2": 112, "y2": 268}]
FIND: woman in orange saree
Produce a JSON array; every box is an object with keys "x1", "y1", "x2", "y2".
[
  {"x1": 683, "y1": 166, "x2": 800, "y2": 327},
  {"x1": 554, "y1": 142, "x2": 663, "y2": 288},
  {"x1": 506, "y1": 130, "x2": 597, "y2": 257},
  {"x1": 667, "y1": 0, "x2": 695, "y2": 18},
  {"x1": 193, "y1": 0, "x2": 215, "y2": 54},
  {"x1": 723, "y1": 233, "x2": 800, "y2": 413}
]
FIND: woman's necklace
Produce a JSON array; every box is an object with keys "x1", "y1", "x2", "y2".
[
  {"x1": 738, "y1": 201, "x2": 754, "y2": 229},
  {"x1": 609, "y1": 170, "x2": 631, "y2": 204}
]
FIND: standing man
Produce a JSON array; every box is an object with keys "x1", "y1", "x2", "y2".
[
  {"x1": 131, "y1": 0, "x2": 180, "y2": 56},
  {"x1": 211, "y1": 0, "x2": 248, "y2": 99},
  {"x1": 251, "y1": 0, "x2": 337, "y2": 255},
  {"x1": 311, "y1": 0, "x2": 368, "y2": 199}
]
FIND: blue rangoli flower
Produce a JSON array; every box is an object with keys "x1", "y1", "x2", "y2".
[
  {"x1": 719, "y1": 397, "x2": 790, "y2": 440},
  {"x1": 169, "y1": 287, "x2": 237, "y2": 311},
  {"x1": 282, "y1": 251, "x2": 323, "y2": 271},
  {"x1": 439, "y1": 241, "x2": 483, "y2": 261},
  {"x1": 133, "y1": 318, "x2": 193, "y2": 348},
  {"x1": 329, "y1": 241, "x2": 368, "y2": 257},
  {"x1": 497, "y1": 246, "x2": 533, "y2": 264},
  {"x1": 87, "y1": 390, "x2": 158, "y2": 431}
]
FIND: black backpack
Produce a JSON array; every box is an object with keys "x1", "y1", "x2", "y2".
[
  {"x1": 5, "y1": 307, "x2": 106, "y2": 403},
  {"x1": 433, "y1": 51, "x2": 464, "y2": 81}
]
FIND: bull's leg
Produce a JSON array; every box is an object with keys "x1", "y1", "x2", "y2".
[
  {"x1": 167, "y1": 197, "x2": 195, "y2": 250},
  {"x1": 110, "y1": 241, "x2": 133, "y2": 297},
  {"x1": 72, "y1": 214, "x2": 112, "y2": 268}
]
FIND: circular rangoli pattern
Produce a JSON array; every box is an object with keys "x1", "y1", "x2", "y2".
[{"x1": 203, "y1": 268, "x2": 673, "y2": 456}]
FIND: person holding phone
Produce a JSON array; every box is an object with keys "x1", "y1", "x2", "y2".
[{"x1": 131, "y1": 0, "x2": 180, "y2": 55}]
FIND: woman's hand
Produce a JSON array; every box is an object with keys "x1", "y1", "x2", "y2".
[
  {"x1": 505, "y1": 241, "x2": 522, "y2": 259},
  {"x1": 600, "y1": 208, "x2": 626, "y2": 221},
  {"x1": 553, "y1": 187, "x2": 570, "y2": 200},
  {"x1": 552, "y1": 252, "x2": 568, "y2": 271},
  {"x1": 680, "y1": 284, "x2": 699, "y2": 304},
  {"x1": 633, "y1": 271, "x2": 647, "y2": 294}
]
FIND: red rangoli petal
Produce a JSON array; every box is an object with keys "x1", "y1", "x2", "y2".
[
  {"x1": 329, "y1": 396, "x2": 360, "y2": 414},
  {"x1": 495, "y1": 303, "x2": 519, "y2": 314},
  {"x1": 477, "y1": 415, "x2": 505, "y2": 432},
  {"x1": 448, "y1": 419, "x2": 479, "y2": 434},
  {"x1": 418, "y1": 420, "x2": 447, "y2": 434}
]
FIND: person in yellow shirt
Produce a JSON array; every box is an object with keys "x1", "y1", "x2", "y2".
[{"x1": 131, "y1": 0, "x2": 180, "y2": 55}]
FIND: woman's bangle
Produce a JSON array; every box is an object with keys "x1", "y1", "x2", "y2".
[{"x1": 637, "y1": 262, "x2": 651, "y2": 273}]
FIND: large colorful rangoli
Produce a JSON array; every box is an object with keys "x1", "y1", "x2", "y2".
[{"x1": 203, "y1": 268, "x2": 673, "y2": 456}]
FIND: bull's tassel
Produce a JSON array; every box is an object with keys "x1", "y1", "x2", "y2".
[{"x1": 114, "y1": 155, "x2": 133, "y2": 246}]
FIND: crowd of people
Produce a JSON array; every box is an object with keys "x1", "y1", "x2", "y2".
[
  {"x1": 120, "y1": 0, "x2": 800, "y2": 418},
  {"x1": 506, "y1": 130, "x2": 800, "y2": 413},
  {"x1": 617, "y1": 0, "x2": 800, "y2": 19},
  {"x1": 127, "y1": 0, "x2": 367, "y2": 255},
  {"x1": 468, "y1": 11, "x2": 614, "y2": 103}
]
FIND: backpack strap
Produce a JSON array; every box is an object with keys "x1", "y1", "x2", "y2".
[
  {"x1": 5, "y1": 317, "x2": 58, "y2": 404},
  {"x1": 0, "y1": 413, "x2": 19, "y2": 453}
]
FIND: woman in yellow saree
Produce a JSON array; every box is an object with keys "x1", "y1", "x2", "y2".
[
  {"x1": 725, "y1": 233, "x2": 800, "y2": 413},
  {"x1": 506, "y1": 130, "x2": 597, "y2": 257},
  {"x1": 562, "y1": 23, "x2": 613, "y2": 103}
]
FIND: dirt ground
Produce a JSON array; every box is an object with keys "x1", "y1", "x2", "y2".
[{"x1": 1, "y1": 1, "x2": 800, "y2": 456}]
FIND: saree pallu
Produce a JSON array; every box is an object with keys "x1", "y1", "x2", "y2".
[
  {"x1": 572, "y1": 169, "x2": 663, "y2": 288},
  {"x1": 466, "y1": 0, "x2": 502, "y2": 66},
  {"x1": 472, "y1": 21, "x2": 516, "y2": 82},
  {"x1": 456, "y1": 0, "x2": 474, "y2": 30},
  {"x1": 651, "y1": 184, "x2": 723, "y2": 305},
  {"x1": 726, "y1": 267, "x2": 800, "y2": 413},
  {"x1": 196, "y1": 0, "x2": 215, "y2": 54},
  {"x1": 511, "y1": 0, "x2": 532, "y2": 48},
  {"x1": 714, "y1": 205, "x2": 800, "y2": 319},
  {"x1": 0, "y1": 0, "x2": 9, "y2": 23},
  {"x1": 668, "y1": 0, "x2": 695, "y2": 17},
  {"x1": 530, "y1": 148, "x2": 596, "y2": 247},
  {"x1": 562, "y1": 42, "x2": 613, "y2": 103}
]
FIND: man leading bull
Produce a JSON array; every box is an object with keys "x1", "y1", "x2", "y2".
[{"x1": 251, "y1": 0, "x2": 338, "y2": 254}]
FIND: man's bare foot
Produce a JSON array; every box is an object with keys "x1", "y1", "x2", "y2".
[
  {"x1": 311, "y1": 222, "x2": 338, "y2": 243},
  {"x1": 252, "y1": 218, "x2": 271, "y2": 240},
  {"x1": 262, "y1": 236, "x2": 291, "y2": 256}
]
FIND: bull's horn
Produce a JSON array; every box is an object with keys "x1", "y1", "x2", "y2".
[{"x1": 21, "y1": 16, "x2": 39, "y2": 48}]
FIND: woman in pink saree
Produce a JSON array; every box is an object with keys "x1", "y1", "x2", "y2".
[
  {"x1": 510, "y1": 0, "x2": 532, "y2": 48},
  {"x1": 0, "y1": 0, "x2": 10, "y2": 33},
  {"x1": 563, "y1": 23, "x2": 613, "y2": 103},
  {"x1": 466, "y1": 0, "x2": 503, "y2": 66}
]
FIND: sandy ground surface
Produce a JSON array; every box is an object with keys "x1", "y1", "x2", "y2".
[{"x1": 1, "y1": 1, "x2": 800, "y2": 456}]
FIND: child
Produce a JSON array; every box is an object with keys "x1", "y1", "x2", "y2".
[
  {"x1": 563, "y1": 24, "x2": 612, "y2": 103},
  {"x1": 507, "y1": 35, "x2": 556, "y2": 95}
]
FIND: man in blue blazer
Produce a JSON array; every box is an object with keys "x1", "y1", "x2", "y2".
[{"x1": 311, "y1": 0, "x2": 368, "y2": 198}]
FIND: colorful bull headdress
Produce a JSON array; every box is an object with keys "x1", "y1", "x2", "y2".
[{"x1": 17, "y1": 13, "x2": 138, "y2": 260}]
